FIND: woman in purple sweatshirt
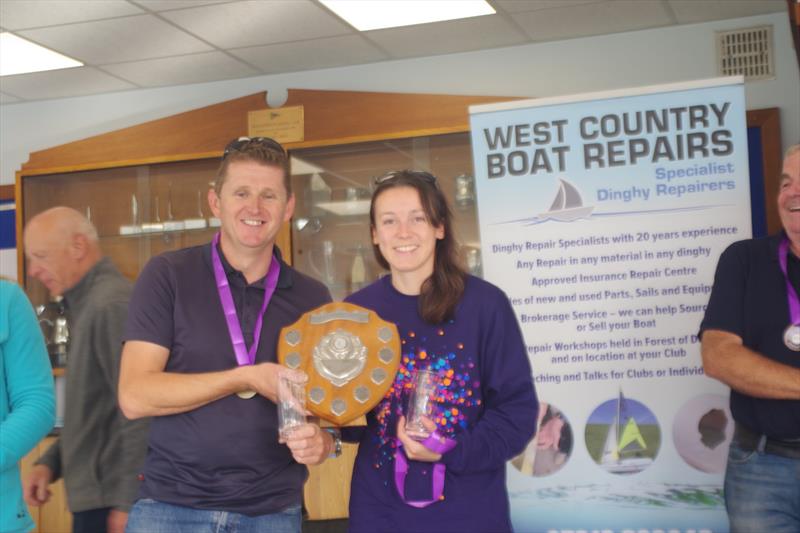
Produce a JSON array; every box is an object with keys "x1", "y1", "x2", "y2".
[{"x1": 344, "y1": 170, "x2": 539, "y2": 532}]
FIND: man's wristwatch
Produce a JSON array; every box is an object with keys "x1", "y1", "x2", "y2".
[{"x1": 324, "y1": 428, "x2": 342, "y2": 458}]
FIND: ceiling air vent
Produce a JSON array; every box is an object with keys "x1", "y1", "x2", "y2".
[{"x1": 716, "y1": 25, "x2": 774, "y2": 81}]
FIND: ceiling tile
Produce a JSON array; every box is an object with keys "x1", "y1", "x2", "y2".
[
  {"x1": 230, "y1": 34, "x2": 386, "y2": 74},
  {"x1": 18, "y1": 14, "x2": 213, "y2": 64},
  {"x1": 366, "y1": 15, "x2": 527, "y2": 59},
  {"x1": 513, "y1": 0, "x2": 673, "y2": 42},
  {"x1": 133, "y1": 0, "x2": 230, "y2": 11},
  {"x1": 101, "y1": 51, "x2": 259, "y2": 87},
  {"x1": 0, "y1": 0, "x2": 143, "y2": 30},
  {"x1": 496, "y1": 0, "x2": 603, "y2": 14},
  {"x1": 0, "y1": 92, "x2": 21, "y2": 104},
  {"x1": 0, "y1": 67, "x2": 136, "y2": 101},
  {"x1": 668, "y1": 0, "x2": 786, "y2": 25},
  {"x1": 160, "y1": 0, "x2": 351, "y2": 49}
]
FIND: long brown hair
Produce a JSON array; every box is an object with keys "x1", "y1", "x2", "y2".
[{"x1": 370, "y1": 170, "x2": 467, "y2": 324}]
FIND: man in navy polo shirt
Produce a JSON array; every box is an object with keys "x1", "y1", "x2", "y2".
[
  {"x1": 119, "y1": 137, "x2": 334, "y2": 532},
  {"x1": 700, "y1": 144, "x2": 800, "y2": 533}
]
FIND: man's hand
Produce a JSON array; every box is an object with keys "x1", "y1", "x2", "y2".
[
  {"x1": 107, "y1": 509, "x2": 128, "y2": 533},
  {"x1": 246, "y1": 364, "x2": 307, "y2": 403},
  {"x1": 396, "y1": 416, "x2": 442, "y2": 463},
  {"x1": 23, "y1": 464, "x2": 53, "y2": 507},
  {"x1": 282, "y1": 423, "x2": 332, "y2": 465}
]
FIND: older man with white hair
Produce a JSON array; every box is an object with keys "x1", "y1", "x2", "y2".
[
  {"x1": 22, "y1": 206, "x2": 149, "y2": 533},
  {"x1": 700, "y1": 144, "x2": 800, "y2": 533}
]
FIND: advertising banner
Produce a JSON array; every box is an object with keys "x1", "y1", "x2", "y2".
[{"x1": 469, "y1": 78, "x2": 749, "y2": 533}]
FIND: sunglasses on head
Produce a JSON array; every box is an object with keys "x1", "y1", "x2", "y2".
[
  {"x1": 374, "y1": 170, "x2": 438, "y2": 186},
  {"x1": 223, "y1": 136, "x2": 285, "y2": 159}
]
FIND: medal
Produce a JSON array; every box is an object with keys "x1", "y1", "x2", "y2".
[
  {"x1": 778, "y1": 238, "x2": 800, "y2": 351},
  {"x1": 783, "y1": 324, "x2": 800, "y2": 351},
  {"x1": 211, "y1": 233, "x2": 280, "y2": 399}
]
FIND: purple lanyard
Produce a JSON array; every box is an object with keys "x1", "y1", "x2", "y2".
[
  {"x1": 211, "y1": 233, "x2": 280, "y2": 366},
  {"x1": 394, "y1": 431, "x2": 456, "y2": 508},
  {"x1": 778, "y1": 237, "x2": 800, "y2": 326}
]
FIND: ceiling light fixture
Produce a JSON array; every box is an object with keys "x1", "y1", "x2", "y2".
[
  {"x1": 319, "y1": 0, "x2": 495, "y2": 31},
  {"x1": 0, "y1": 32, "x2": 83, "y2": 77}
]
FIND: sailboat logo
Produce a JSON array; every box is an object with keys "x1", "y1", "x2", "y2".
[
  {"x1": 586, "y1": 390, "x2": 660, "y2": 475},
  {"x1": 497, "y1": 176, "x2": 728, "y2": 227},
  {"x1": 539, "y1": 178, "x2": 594, "y2": 222}
]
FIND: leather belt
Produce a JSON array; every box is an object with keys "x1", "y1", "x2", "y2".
[{"x1": 734, "y1": 422, "x2": 800, "y2": 460}]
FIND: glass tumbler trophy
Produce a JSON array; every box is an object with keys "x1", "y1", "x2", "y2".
[
  {"x1": 404, "y1": 369, "x2": 439, "y2": 440},
  {"x1": 277, "y1": 371, "x2": 307, "y2": 439}
]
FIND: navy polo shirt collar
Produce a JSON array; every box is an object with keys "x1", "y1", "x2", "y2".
[
  {"x1": 773, "y1": 231, "x2": 800, "y2": 293},
  {"x1": 772, "y1": 230, "x2": 800, "y2": 263},
  {"x1": 201, "y1": 239, "x2": 293, "y2": 290}
]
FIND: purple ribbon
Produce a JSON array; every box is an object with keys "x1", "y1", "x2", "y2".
[
  {"x1": 393, "y1": 431, "x2": 457, "y2": 508},
  {"x1": 420, "y1": 430, "x2": 457, "y2": 454},
  {"x1": 211, "y1": 233, "x2": 280, "y2": 366},
  {"x1": 779, "y1": 237, "x2": 800, "y2": 326}
]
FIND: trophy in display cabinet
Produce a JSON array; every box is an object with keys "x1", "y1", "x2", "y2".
[
  {"x1": 162, "y1": 185, "x2": 185, "y2": 232},
  {"x1": 36, "y1": 296, "x2": 69, "y2": 368},
  {"x1": 454, "y1": 173, "x2": 476, "y2": 209},
  {"x1": 464, "y1": 245, "x2": 483, "y2": 277},
  {"x1": 119, "y1": 194, "x2": 141, "y2": 235},
  {"x1": 141, "y1": 195, "x2": 165, "y2": 233},
  {"x1": 184, "y1": 190, "x2": 208, "y2": 230},
  {"x1": 278, "y1": 302, "x2": 401, "y2": 425}
]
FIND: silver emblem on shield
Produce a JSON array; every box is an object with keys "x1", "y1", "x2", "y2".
[
  {"x1": 309, "y1": 387, "x2": 325, "y2": 405},
  {"x1": 331, "y1": 399, "x2": 347, "y2": 416},
  {"x1": 313, "y1": 328, "x2": 367, "y2": 387}
]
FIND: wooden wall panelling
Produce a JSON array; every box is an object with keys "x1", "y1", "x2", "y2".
[
  {"x1": 19, "y1": 90, "x2": 518, "y2": 174},
  {"x1": 303, "y1": 443, "x2": 358, "y2": 520},
  {"x1": 0, "y1": 184, "x2": 14, "y2": 200},
  {"x1": 20, "y1": 437, "x2": 72, "y2": 533},
  {"x1": 746, "y1": 108, "x2": 782, "y2": 234},
  {"x1": 19, "y1": 441, "x2": 40, "y2": 530}
]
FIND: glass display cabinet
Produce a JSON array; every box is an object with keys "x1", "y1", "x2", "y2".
[
  {"x1": 290, "y1": 132, "x2": 483, "y2": 300},
  {"x1": 21, "y1": 159, "x2": 225, "y2": 306}
]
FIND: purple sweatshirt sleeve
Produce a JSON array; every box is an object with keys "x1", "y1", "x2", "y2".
[{"x1": 441, "y1": 293, "x2": 538, "y2": 473}]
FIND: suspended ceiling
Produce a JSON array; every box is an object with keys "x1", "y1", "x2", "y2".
[{"x1": 0, "y1": 0, "x2": 787, "y2": 104}]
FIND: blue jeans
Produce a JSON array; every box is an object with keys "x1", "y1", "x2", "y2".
[
  {"x1": 125, "y1": 499, "x2": 302, "y2": 533},
  {"x1": 724, "y1": 441, "x2": 800, "y2": 533}
]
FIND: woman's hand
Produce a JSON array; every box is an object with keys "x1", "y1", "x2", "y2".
[{"x1": 396, "y1": 415, "x2": 442, "y2": 462}]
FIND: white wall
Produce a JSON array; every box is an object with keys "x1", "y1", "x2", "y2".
[{"x1": 2, "y1": 11, "x2": 797, "y2": 188}]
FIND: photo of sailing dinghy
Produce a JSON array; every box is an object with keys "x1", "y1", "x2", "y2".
[{"x1": 585, "y1": 390, "x2": 661, "y2": 475}]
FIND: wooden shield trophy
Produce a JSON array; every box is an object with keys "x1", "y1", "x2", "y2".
[{"x1": 278, "y1": 302, "x2": 400, "y2": 426}]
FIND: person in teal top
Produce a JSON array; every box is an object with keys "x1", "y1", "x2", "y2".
[{"x1": 0, "y1": 280, "x2": 55, "y2": 533}]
